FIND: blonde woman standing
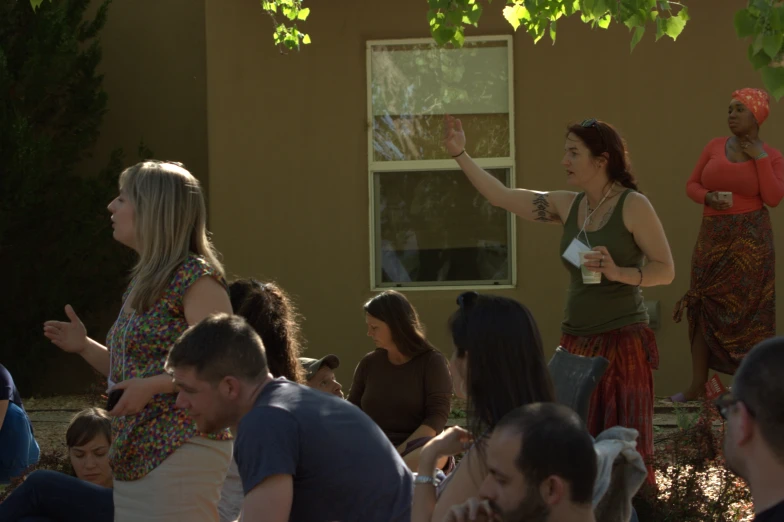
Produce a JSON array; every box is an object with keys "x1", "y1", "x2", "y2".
[{"x1": 44, "y1": 161, "x2": 233, "y2": 522}]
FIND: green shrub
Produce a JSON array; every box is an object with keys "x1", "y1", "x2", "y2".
[{"x1": 0, "y1": 0, "x2": 143, "y2": 393}]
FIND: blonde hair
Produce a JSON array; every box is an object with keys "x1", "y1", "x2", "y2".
[{"x1": 119, "y1": 161, "x2": 224, "y2": 311}]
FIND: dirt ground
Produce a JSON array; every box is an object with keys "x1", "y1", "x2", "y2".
[{"x1": 26, "y1": 395, "x2": 103, "y2": 455}]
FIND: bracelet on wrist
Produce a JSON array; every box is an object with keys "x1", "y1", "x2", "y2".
[
  {"x1": 452, "y1": 150, "x2": 466, "y2": 158},
  {"x1": 636, "y1": 267, "x2": 643, "y2": 287},
  {"x1": 413, "y1": 474, "x2": 441, "y2": 486}
]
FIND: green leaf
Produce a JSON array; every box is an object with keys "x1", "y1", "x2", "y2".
[
  {"x1": 434, "y1": 25, "x2": 457, "y2": 44},
  {"x1": 630, "y1": 25, "x2": 645, "y2": 52},
  {"x1": 549, "y1": 20, "x2": 557, "y2": 43},
  {"x1": 734, "y1": 8, "x2": 757, "y2": 38},
  {"x1": 302, "y1": 34, "x2": 312, "y2": 44},
  {"x1": 503, "y1": 4, "x2": 528, "y2": 31},
  {"x1": 749, "y1": 43, "x2": 772, "y2": 70},
  {"x1": 762, "y1": 34, "x2": 784, "y2": 59},
  {"x1": 29, "y1": 0, "x2": 45, "y2": 10},
  {"x1": 664, "y1": 7, "x2": 688, "y2": 40},
  {"x1": 753, "y1": 33, "x2": 765, "y2": 54},
  {"x1": 655, "y1": 17, "x2": 667, "y2": 41},
  {"x1": 623, "y1": 9, "x2": 646, "y2": 30},
  {"x1": 761, "y1": 65, "x2": 784, "y2": 101},
  {"x1": 453, "y1": 28, "x2": 466, "y2": 47},
  {"x1": 597, "y1": 13, "x2": 611, "y2": 29},
  {"x1": 297, "y1": 7, "x2": 310, "y2": 21},
  {"x1": 462, "y1": 3, "x2": 483, "y2": 25}
]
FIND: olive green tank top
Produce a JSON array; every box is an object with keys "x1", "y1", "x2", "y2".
[{"x1": 559, "y1": 190, "x2": 649, "y2": 336}]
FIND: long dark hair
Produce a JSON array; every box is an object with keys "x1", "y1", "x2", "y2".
[
  {"x1": 566, "y1": 120, "x2": 639, "y2": 191},
  {"x1": 449, "y1": 293, "x2": 555, "y2": 441},
  {"x1": 363, "y1": 290, "x2": 435, "y2": 358},
  {"x1": 229, "y1": 279, "x2": 306, "y2": 384}
]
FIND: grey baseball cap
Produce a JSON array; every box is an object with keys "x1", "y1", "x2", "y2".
[{"x1": 299, "y1": 355, "x2": 340, "y2": 380}]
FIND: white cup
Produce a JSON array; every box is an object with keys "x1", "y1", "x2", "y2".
[
  {"x1": 579, "y1": 251, "x2": 602, "y2": 285},
  {"x1": 717, "y1": 191, "x2": 733, "y2": 207}
]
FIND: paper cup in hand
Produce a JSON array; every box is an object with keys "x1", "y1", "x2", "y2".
[
  {"x1": 718, "y1": 192, "x2": 733, "y2": 207},
  {"x1": 579, "y1": 251, "x2": 602, "y2": 284}
]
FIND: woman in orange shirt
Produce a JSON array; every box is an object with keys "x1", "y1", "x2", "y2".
[{"x1": 672, "y1": 88, "x2": 784, "y2": 402}]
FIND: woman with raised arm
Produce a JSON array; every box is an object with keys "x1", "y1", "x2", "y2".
[
  {"x1": 444, "y1": 116, "x2": 674, "y2": 485},
  {"x1": 672, "y1": 88, "x2": 783, "y2": 402},
  {"x1": 42, "y1": 161, "x2": 233, "y2": 522}
]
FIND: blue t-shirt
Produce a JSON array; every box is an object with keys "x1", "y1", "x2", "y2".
[
  {"x1": 234, "y1": 378, "x2": 413, "y2": 522},
  {"x1": 0, "y1": 365, "x2": 24, "y2": 411}
]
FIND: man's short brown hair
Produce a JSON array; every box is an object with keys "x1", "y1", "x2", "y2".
[{"x1": 166, "y1": 313, "x2": 268, "y2": 383}]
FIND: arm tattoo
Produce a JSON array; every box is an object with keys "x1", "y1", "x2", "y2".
[{"x1": 532, "y1": 194, "x2": 556, "y2": 223}]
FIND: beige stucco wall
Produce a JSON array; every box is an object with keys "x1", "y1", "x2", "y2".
[
  {"x1": 204, "y1": 0, "x2": 784, "y2": 395},
  {"x1": 87, "y1": 0, "x2": 209, "y2": 187}
]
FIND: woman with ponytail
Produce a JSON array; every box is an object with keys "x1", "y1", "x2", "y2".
[{"x1": 443, "y1": 116, "x2": 674, "y2": 486}]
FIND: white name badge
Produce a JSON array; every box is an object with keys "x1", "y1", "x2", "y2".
[{"x1": 562, "y1": 237, "x2": 590, "y2": 268}]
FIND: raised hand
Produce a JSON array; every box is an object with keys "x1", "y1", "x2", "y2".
[
  {"x1": 44, "y1": 305, "x2": 88, "y2": 354},
  {"x1": 739, "y1": 134, "x2": 765, "y2": 159},
  {"x1": 444, "y1": 115, "x2": 467, "y2": 157}
]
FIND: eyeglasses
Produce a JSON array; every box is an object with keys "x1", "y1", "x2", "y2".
[
  {"x1": 714, "y1": 392, "x2": 755, "y2": 420},
  {"x1": 456, "y1": 291, "x2": 478, "y2": 311},
  {"x1": 580, "y1": 118, "x2": 607, "y2": 152}
]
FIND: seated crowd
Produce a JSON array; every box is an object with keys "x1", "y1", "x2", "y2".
[
  {"x1": 1, "y1": 160, "x2": 781, "y2": 522},
  {"x1": 2, "y1": 287, "x2": 784, "y2": 521}
]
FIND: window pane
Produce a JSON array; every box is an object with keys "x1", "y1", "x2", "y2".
[
  {"x1": 370, "y1": 41, "x2": 510, "y2": 162},
  {"x1": 375, "y1": 169, "x2": 511, "y2": 286}
]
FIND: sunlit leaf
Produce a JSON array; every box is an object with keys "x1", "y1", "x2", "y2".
[{"x1": 664, "y1": 7, "x2": 688, "y2": 40}]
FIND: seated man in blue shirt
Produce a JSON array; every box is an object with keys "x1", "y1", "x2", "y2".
[{"x1": 166, "y1": 314, "x2": 413, "y2": 522}]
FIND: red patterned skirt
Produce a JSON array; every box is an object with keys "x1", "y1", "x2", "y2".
[
  {"x1": 561, "y1": 324, "x2": 658, "y2": 486},
  {"x1": 674, "y1": 208, "x2": 775, "y2": 375}
]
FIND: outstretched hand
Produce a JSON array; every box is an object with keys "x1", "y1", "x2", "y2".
[
  {"x1": 444, "y1": 115, "x2": 467, "y2": 157},
  {"x1": 44, "y1": 305, "x2": 88, "y2": 354}
]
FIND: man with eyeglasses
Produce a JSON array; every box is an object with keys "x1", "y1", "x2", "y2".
[{"x1": 717, "y1": 337, "x2": 784, "y2": 521}]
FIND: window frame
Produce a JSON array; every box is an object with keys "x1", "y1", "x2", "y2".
[{"x1": 366, "y1": 35, "x2": 517, "y2": 292}]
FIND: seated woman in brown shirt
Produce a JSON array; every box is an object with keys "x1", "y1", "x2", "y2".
[{"x1": 348, "y1": 290, "x2": 453, "y2": 471}]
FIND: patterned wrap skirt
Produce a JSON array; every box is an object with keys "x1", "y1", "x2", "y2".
[
  {"x1": 561, "y1": 324, "x2": 658, "y2": 486},
  {"x1": 674, "y1": 208, "x2": 776, "y2": 375}
]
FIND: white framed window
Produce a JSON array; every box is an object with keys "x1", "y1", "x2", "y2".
[{"x1": 366, "y1": 36, "x2": 516, "y2": 290}]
